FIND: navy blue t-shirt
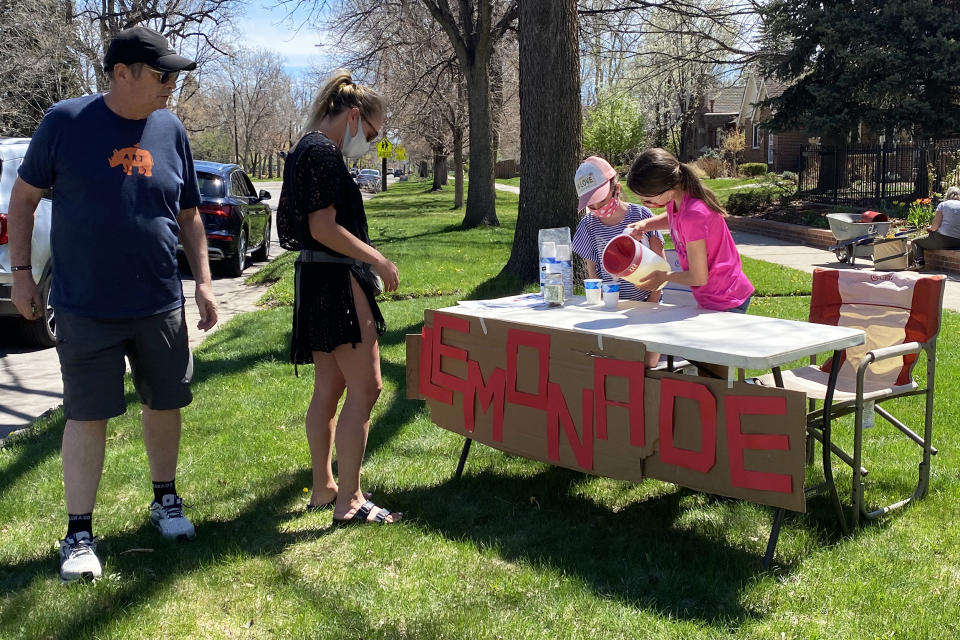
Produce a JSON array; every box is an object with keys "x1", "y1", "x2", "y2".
[{"x1": 18, "y1": 94, "x2": 201, "y2": 318}]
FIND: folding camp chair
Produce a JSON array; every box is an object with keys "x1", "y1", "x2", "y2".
[{"x1": 757, "y1": 268, "x2": 944, "y2": 544}]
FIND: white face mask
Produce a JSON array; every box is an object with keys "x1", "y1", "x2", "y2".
[{"x1": 341, "y1": 115, "x2": 371, "y2": 158}]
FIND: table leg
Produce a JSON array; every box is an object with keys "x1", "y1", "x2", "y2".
[
  {"x1": 455, "y1": 438, "x2": 473, "y2": 479},
  {"x1": 763, "y1": 507, "x2": 786, "y2": 569},
  {"x1": 763, "y1": 366, "x2": 788, "y2": 569}
]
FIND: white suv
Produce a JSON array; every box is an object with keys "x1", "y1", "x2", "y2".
[{"x1": 0, "y1": 138, "x2": 55, "y2": 347}]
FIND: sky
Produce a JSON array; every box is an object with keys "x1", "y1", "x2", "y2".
[{"x1": 235, "y1": 1, "x2": 332, "y2": 77}]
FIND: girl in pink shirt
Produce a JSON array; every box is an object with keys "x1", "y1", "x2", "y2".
[{"x1": 625, "y1": 148, "x2": 754, "y2": 313}]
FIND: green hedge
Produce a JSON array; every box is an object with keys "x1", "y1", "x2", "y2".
[
  {"x1": 727, "y1": 188, "x2": 777, "y2": 215},
  {"x1": 738, "y1": 162, "x2": 768, "y2": 176}
]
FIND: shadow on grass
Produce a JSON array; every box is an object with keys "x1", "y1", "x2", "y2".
[
  {"x1": 389, "y1": 465, "x2": 767, "y2": 625},
  {"x1": 0, "y1": 388, "x2": 141, "y2": 502},
  {"x1": 0, "y1": 470, "x2": 345, "y2": 637},
  {"x1": 465, "y1": 271, "x2": 525, "y2": 301},
  {"x1": 374, "y1": 222, "x2": 470, "y2": 246}
]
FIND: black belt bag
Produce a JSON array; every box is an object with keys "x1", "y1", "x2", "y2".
[{"x1": 297, "y1": 249, "x2": 383, "y2": 296}]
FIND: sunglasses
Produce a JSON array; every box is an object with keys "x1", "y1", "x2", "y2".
[{"x1": 143, "y1": 66, "x2": 179, "y2": 84}]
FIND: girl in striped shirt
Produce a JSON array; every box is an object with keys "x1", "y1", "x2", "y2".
[{"x1": 571, "y1": 156, "x2": 665, "y2": 303}]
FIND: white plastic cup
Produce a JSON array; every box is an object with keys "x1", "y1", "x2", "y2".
[
  {"x1": 584, "y1": 278, "x2": 602, "y2": 304},
  {"x1": 602, "y1": 282, "x2": 620, "y2": 309}
]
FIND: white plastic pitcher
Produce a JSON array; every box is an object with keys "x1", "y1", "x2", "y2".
[{"x1": 601, "y1": 234, "x2": 669, "y2": 290}]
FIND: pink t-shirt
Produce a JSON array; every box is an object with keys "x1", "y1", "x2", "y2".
[{"x1": 667, "y1": 194, "x2": 754, "y2": 311}]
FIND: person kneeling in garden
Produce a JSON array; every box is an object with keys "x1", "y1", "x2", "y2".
[{"x1": 910, "y1": 186, "x2": 960, "y2": 269}]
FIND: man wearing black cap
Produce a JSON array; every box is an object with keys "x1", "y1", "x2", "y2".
[{"x1": 6, "y1": 25, "x2": 217, "y2": 583}]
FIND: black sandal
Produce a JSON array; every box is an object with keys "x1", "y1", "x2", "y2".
[{"x1": 332, "y1": 500, "x2": 400, "y2": 526}]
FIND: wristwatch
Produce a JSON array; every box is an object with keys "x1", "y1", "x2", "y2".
[{"x1": 10, "y1": 265, "x2": 32, "y2": 272}]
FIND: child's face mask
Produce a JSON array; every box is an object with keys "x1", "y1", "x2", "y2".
[
  {"x1": 591, "y1": 197, "x2": 620, "y2": 219},
  {"x1": 590, "y1": 184, "x2": 621, "y2": 219}
]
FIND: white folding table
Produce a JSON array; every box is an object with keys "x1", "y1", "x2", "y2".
[
  {"x1": 447, "y1": 296, "x2": 864, "y2": 381},
  {"x1": 437, "y1": 296, "x2": 866, "y2": 567}
]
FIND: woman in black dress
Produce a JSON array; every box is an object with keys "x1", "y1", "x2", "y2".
[{"x1": 278, "y1": 70, "x2": 401, "y2": 525}]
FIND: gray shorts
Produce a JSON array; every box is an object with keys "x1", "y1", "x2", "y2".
[{"x1": 56, "y1": 307, "x2": 193, "y2": 421}]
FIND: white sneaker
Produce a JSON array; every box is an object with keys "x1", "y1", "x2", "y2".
[
  {"x1": 149, "y1": 494, "x2": 196, "y2": 541},
  {"x1": 59, "y1": 532, "x2": 102, "y2": 583}
]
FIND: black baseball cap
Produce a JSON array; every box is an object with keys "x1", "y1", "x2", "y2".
[{"x1": 103, "y1": 25, "x2": 197, "y2": 72}]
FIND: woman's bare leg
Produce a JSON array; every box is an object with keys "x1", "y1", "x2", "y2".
[
  {"x1": 306, "y1": 351, "x2": 345, "y2": 507},
  {"x1": 331, "y1": 276, "x2": 400, "y2": 523}
]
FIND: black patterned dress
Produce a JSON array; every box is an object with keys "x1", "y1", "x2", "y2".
[{"x1": 277, "y1": 131, "x2": 386, "y2": 363}]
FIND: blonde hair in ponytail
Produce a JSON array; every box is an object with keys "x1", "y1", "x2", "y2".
[
  {"x1": 300, "y1": 69, "x2": 384, "y2": 138},
  {"x1": 627, "y1": 148, "x2": 727, "y2": 216}
]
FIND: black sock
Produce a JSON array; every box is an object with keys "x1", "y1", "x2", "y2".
[
  {"x1": 66, "y1": 513, "x2": 92, "y2": 538},
  {"x1": 153, "y1": 480, "x2": 177, "y2": 504}
]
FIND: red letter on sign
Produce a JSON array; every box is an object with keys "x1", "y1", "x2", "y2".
[
  {"x1": 658, "y1": 378, "x2": 717, "y2": 474},
  {"x1": 725, "y1": 395, "x2": 792, "y2": 494},
  {"x1": 463, "y1": 361, "x2": 506, "y2": 439},
  {"x1": 593, "y1": 357, "x2": 645, "y2": 445},
  {"x1": 546, "y1": 383, "x2": 594, "y2": 470},
  {"x1": 431, "y1": 313, "x2": 471, "y2": 395},
  {"x1": 506, "y1": 329, "x2": 550, "y2": 410},
  {"x1": 419, "y1": 326, "x2": 452, "y2": 405}
]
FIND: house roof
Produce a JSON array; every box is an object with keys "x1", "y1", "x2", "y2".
[
  {"x1": 707, "y1": 85, "x2": 745, "y2": 114},
  {"x1": 762, "y1": 79, "x2": 788, "y2": 99}
]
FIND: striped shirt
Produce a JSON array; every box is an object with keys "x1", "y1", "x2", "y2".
[{"x1": 572, "y1": 203, "x2": 661, "y2": 301}]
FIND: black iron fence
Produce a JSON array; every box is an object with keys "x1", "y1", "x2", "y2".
[{"x1": 797, "y1": 141, "x2": 960, "y2": 206}]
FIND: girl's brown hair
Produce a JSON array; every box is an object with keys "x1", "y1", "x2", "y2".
[
  {"x1": 300, "y1": 69, "x2": 383, "y2": 137},
  {"x1": 627, "y1": 147, "x2": 726, "y2": 216}
]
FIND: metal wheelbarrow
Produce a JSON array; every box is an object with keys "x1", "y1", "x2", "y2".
[{"x1": 826, "y1": 212, "x2": 891, "y2": 265}]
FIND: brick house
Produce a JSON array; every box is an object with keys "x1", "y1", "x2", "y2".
[{"x1": 692, "y1": 76, "x2": 810, "y2": 172}]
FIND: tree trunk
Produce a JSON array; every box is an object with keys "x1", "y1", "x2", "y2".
[
  {"x1": 504, "y1": 0, "x2": 581, "y2": 283},
  {"x1": 453, "y1": 126, "x2": 465, "y2": 208},
  {"x1": 461, "y1": 62, "x2": 500, "y2": 227},
  {"x1": 432, "y1": 149, "x2": 446, "y2": 191},
  {"x1": 490, "y1": 43, "x2": 504, "y2": 163}
]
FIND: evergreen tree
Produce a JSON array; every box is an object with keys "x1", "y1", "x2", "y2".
[{"x1": 758, "y1": 0, "x2": 960, "y2": 141}]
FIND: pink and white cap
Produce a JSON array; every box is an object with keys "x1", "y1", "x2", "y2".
[{"x1": 575, "y1": 156, "x2": 618, "y2": 210}]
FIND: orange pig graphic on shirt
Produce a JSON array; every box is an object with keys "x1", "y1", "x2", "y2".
[{"x1": 108, "y1": 144, "x2": 154, "y2": 176}]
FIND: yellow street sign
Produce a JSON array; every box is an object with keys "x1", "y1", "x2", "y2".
[
  {"x1": 377, "y1": 138, "x2": 393, "y2": 159},
  {"x1": 395, "y1": 145, "x2": 407, "y2": 161}
]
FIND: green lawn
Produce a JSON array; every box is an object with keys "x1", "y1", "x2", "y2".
[{"x1": 2, "y1": 180, "x2": 958, "y2": 639}]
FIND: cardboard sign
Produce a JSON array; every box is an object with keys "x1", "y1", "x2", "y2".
[{"x1": 406, "y1": 310, "x2": 809, "y2": 512}]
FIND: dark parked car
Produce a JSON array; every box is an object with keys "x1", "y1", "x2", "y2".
[
  {"x1": 181, "y1": 161, "x2": 272, "y2": 277},
  {"x1": 393, "y1": 168, "x2": 403, "y2": 177}
]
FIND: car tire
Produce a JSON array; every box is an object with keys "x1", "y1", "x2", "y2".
[
  {"x1": 251, "y1": 217, "x2": 271, "y2": 262},
  {"x1": 223, "y1": 228, "x2": 247, "y2": 277},
  {"x1": 23, "y1": 274, "x2": 56, "y2": 348}
]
